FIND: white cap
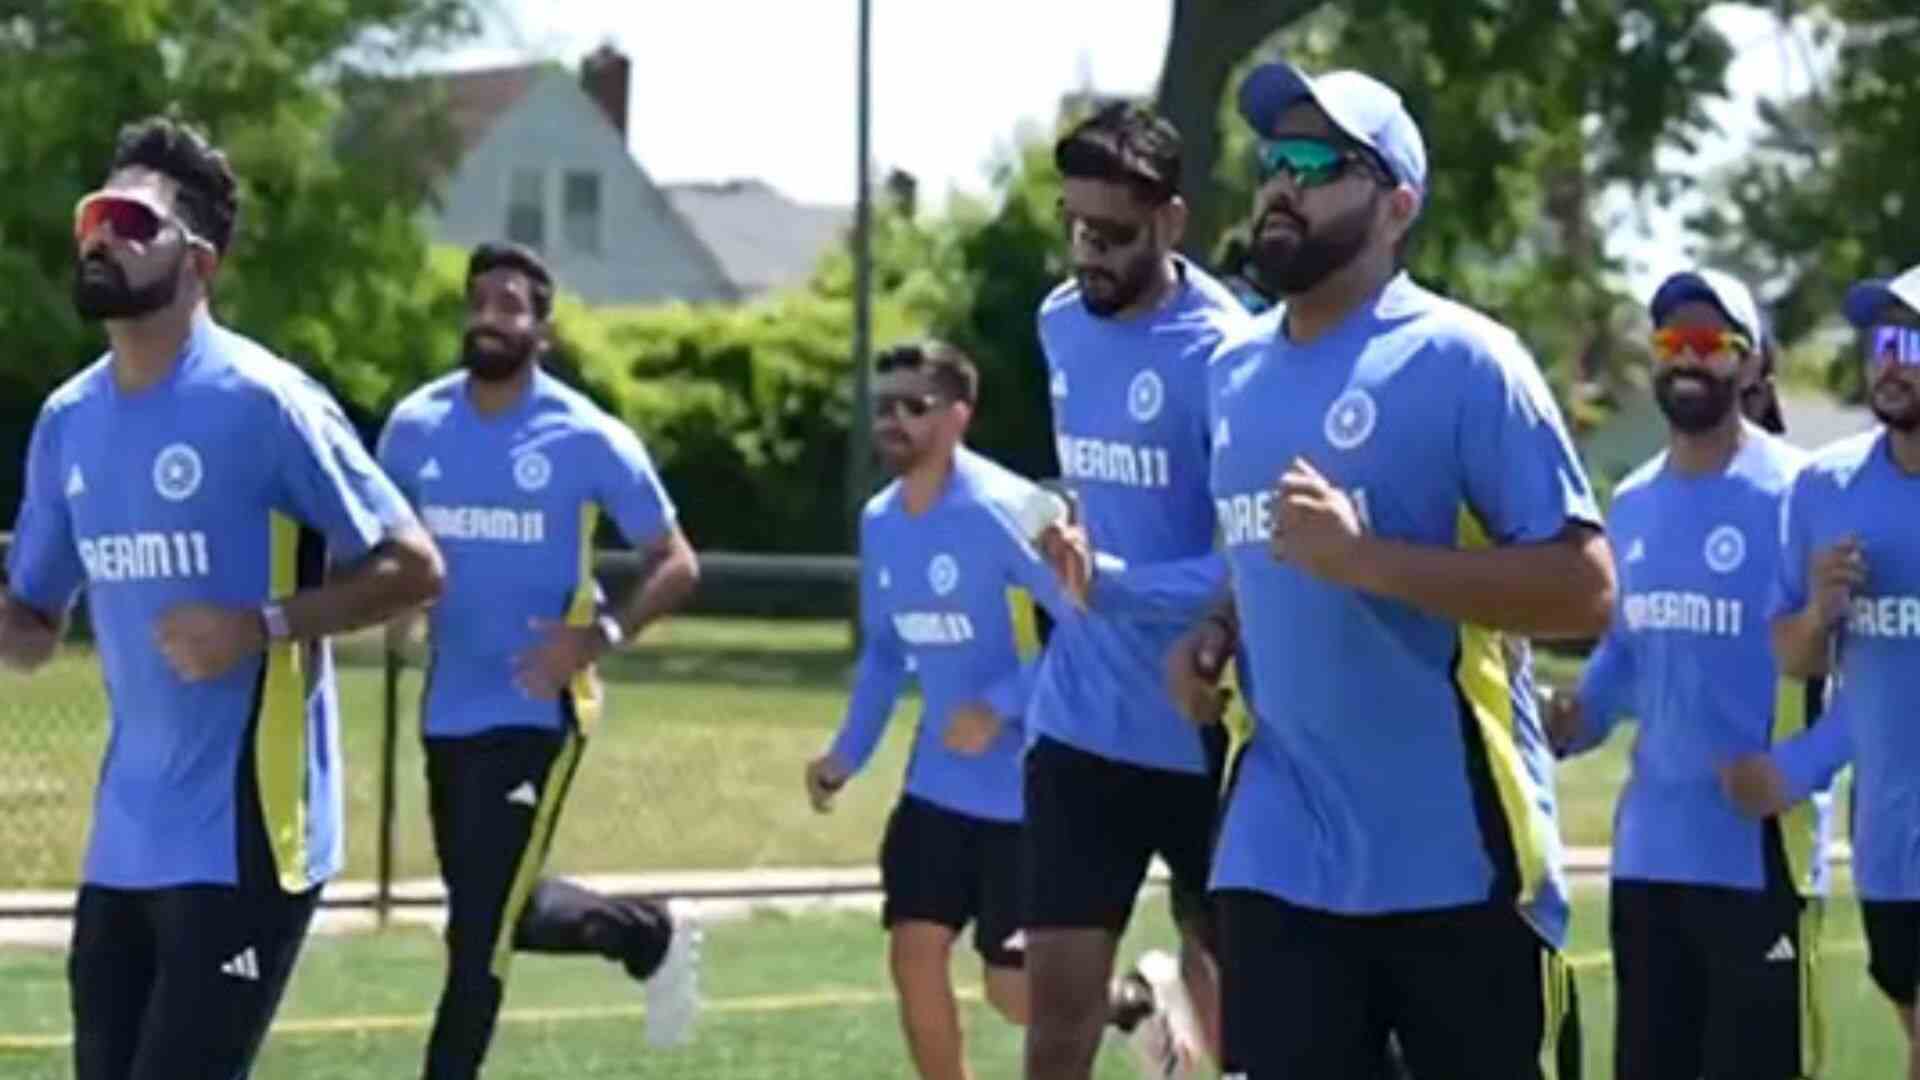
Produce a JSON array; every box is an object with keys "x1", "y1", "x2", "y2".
[
  {"x1": 1237, "y1": 63, "x2": 1428, "y2": 193},
  {"x1": 1843, "y1": 264, "x2": 1920, "y2": 328},
  {"x1": 1649, "y1": 268, "x2": 1763, "y2": 344}
]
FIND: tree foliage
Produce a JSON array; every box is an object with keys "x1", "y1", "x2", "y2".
[
  {"x1": 547, "y1": 283, "x2": 926, "y2": 553},
  {"x1": 0, "y1": 0, "x2": 481, "y2": 417},
  {"x1": 1157, "y1": 0, "x2": 1738, "y2": 268},
  {"x1": 1689, "y1": 3, "x2": 1920, "y2": 397}
]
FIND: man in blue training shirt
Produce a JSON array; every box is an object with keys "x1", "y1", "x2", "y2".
[
  {"x1": 805, "y1": 340, "x2": 1088, "y2": 1080},
  {"x1": 1550, "y1": 269, "x2": 1829, "y2": 1079},
  {"x1": 1023, "y1": 102, "x2": 1249, "y2": 1080},
  {"x1": 0, "y1": 115, "x2": 443, "y2": 1080},
  {"x1": 1724, "y1": 260, "x2": 1920, "y2": 1075},
  {"x1": 1191, "y1": 64, "x2": 1613, "y2": 1076},
  {"x1": 377, "y1": 243, "x2": 703, "y2": 1077}
]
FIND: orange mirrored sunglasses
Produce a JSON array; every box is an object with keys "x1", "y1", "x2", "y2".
[{"x1": 1650, "y1": 326, "x2": 1752, "y2": 364}]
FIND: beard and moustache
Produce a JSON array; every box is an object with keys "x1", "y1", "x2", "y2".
[
  {"x1": 1250, "y1": 195, "x2": 1379, "y2": 297},
  {"x1": 1654, "y1": 368, "x2": 1741, "y2": 434},
  {"x1": 72, "y1": 249, "x2": 185, "y2": 322},
  {"x1": 874, "y1": 431, "x2": 927, "y2": 476},
  {"x1": 1077, "y1": 248, "x2": 1163, "y2": 318},
  {"x1": 1870, "y1": 372, "x2": 1920, "y2": 432},
  {"x1": 461, "y1": 327, "x2": 541, "y2": 382}
]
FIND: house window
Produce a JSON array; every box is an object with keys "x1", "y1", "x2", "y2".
[
  {"x1": 506, "y1": 168, "x2": 545, "y2": 250},
  {"x1": 564, "y1": 170, "x2": 602, "y2": 254}
]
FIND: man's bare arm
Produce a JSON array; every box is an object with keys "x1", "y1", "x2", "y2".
[
  {"x1": 282, "y1": 524, "x2": 444, "y2": 640},
  {"x1": 0, "y1": 592, "x2": 64, "y2": 673},
  {"x1": 607, "y1": 526, "x2": 700, "y2": 643},
  {"x1": 1772, "y1": 609, "x2": 1834, "y2": 679},
  {"x1": 1345, "y1": 525, "x2": 1614, "y2": 640}
]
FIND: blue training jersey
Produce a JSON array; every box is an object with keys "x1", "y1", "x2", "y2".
[
  {"x1": 7, "y1": 314, "x2": 412, "y2": 891},
  {"x1": 1769, "y1": 430, "x2": 1920, "y2": 901},
  {"x1": 1572, "y1": 429, "x2": 1832, "y2": 894},
  {"x1": 1206, "y1": 274, "x2": 1598, "y2": 945},
  {"x1": 377, "y1": 369, "x2": 676, "y2": 738},
  {"x1": 1031, "y1": 257, "x2": 1249, "y2": 773},
  {"x1": 830, "y1": 449, "x2": 1080, "y2": 822}
]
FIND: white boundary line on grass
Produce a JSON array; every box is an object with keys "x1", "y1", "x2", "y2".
[
  {"x1": 0, "y1": 940, "x2": 1871, "y2": 1054},
  {"x1": 0, "y1": 985, "x2": 946, "y2": 1052}
]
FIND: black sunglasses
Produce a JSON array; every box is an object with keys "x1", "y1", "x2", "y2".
[
  {"x1": 1060, "y1": 208, "x2": 1149, "y2": 252},
  {"x1": 874, "y1": 392, "x2": 946, "y2": 419}
]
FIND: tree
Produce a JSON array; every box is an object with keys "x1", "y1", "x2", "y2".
[
  {"x1": 1155, "y1": 0, "x2": 1321, "y2": 256},
  {"x1": 0, "y1": 0, "x2": 482, "y2": 442},
  {"x1": 1688, "y1": 3, "x2": 1920, "y2": 397},
  {"x1": 1154, "y1": 1, "x2": 1737, "y2": 277}
]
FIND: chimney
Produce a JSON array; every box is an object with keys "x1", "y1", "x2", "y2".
[
  {"x1": 884, "y1": 169, "x2": 918, "y2": 217},
  {"x1": 581, "y1": 44, "x2": 630, "y2": 138}
]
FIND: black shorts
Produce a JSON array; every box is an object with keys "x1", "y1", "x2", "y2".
[
  {"x1": 1216, "y1": 890, "x2": 1581, "y2": 1079},
  {"x1": 1611, "y1": 880, "x2": 1820, "y2": 1080},
  {"x1": 68, "y1": 882, "x2": 319, "y2": 1080},
  {"x1": 1862, "y1": 899, "x2": 1920, "y2": 1006},
  {"x1": 880, "y1": 795, "x2": 1025, "y2": 969},
  {"x1": 1167, "y1": 722, "x2": 1231, "y2": 941},
  {"x1": 1023, "y1": 735, "x2": 1218, "y2": 935}
]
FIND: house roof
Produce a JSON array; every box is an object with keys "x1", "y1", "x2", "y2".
[
  {"x1": 334, "y1": 62, "x2": 546, "y2": 189},
  {"x1": 663, "y1": 180, "x2": 851, "y2": 297},
  {"x1": 347, "y1": 62, "x2": 841, "y2": 302},
  {"x1": 437, "y1": 63, "x2": 541, "y2": 161}
]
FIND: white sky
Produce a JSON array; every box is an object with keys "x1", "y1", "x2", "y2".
[{"x1": 435, "y1": 1, "x2": 1831, "y2": 297}]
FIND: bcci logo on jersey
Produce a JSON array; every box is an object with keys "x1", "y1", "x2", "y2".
[
  {"x1": 1324, "y1": 389, "x2": 1377, "y2": 451},
  {"x1": 1703, "y1": 525, "x2": 1746, "y2": 574},
  {"x1": 512, "y1": 451, "x2": 552, "y2": 492},
  {"x1": 1126, "y1": 370, "x2": 1164, "y2": 422},
  {"x1": 152, "y1": 443, "x2": 204, "y2": 502},
  {"x1": 928, "y1": 554, "x2": 960, "y2": 596}
]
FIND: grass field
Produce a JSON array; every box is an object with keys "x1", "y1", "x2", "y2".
[
  {"x1": 0, "y1": 619, "x2": 1891, "y2": 1076},
  {"x1": 0, "y1": 618, "x2": 917, "y2": 888},
  {"x1": 0, "y1": 885, "x2": 1904, "y2": 1078},
  {"x1": 0, "y1": 620, "x2": 1673, "y2": 891}
]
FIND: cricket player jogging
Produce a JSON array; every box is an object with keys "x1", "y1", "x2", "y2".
[
  {"x1": 2, "y1": 114, "x2": 443, "y2": 1079},
  {"x1": 1727, "y1": 261, "x2": 1920, "y2": 1079},
  {"x1": 1024, "y1": 101, "x2": 1251, "y2": 1080},
  {"x1": 377, "y1": 243, "x2": 703, "y2": 1078},
  {"x1": 808, "y1": 340, "x2": 1087, "y2": 1080},
  {"x1": 1551, "y1": 269, "x2": 1829, "y2": 1079},
  {"x1": 1195, "y1": 62, "x2": 1610, "y2": 1076}
]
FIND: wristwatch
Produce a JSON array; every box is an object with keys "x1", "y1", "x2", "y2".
[
  {"x1": 260, "y1": 602, "x2": 292, "y2": 642},
  {"x1": 594, "y1": 614, "x2": 626, "y2": 651}
]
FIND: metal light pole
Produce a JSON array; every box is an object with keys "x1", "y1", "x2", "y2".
[{"x1": 846, "y1": 0, "x2": 874, "y2": 645}]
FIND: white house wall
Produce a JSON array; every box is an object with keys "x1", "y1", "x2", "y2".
[{"x1": 432, "y1": 69, "x2": 737, "y2": 306}]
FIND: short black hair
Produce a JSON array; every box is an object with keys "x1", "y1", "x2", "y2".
[
  {"x1": 467, "y1": 242, "x2": 555, "y2": 320},
  {"x1": 108, "y1": 114, "x2": 239, "y2": 254},
  {"x1": 875, "y1": 340, "x2": 979, "y2": 406},
  {"x1": 1747, "y1": 328, "x2": 1787, "y2": 434},
  {"x1": 1054, "y1": 102, "x2": 1181, "y2": 205}
]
